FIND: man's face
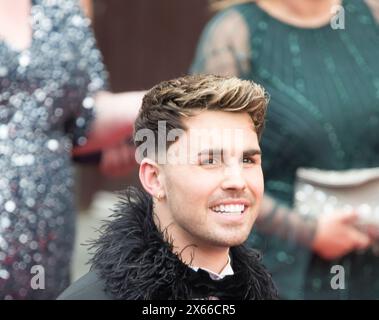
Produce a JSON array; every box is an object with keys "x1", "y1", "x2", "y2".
[{"x1": 159, "y1": 110, "x2": 264, "y2": 249}]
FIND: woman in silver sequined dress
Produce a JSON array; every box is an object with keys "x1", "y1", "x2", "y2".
[{"x1": 0, "y1": 0, "x2": 142, "y2": 299}]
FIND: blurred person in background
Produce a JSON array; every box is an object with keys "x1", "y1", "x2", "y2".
[
  {"x1": 0, "y1": 0, "x2": 143, "y2": 299},
  {"x1": 192, "y1": 0, "x2": 379, "y2": 299}
]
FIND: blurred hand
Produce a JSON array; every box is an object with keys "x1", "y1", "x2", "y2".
[
  {"x1": 100, "y1": 141, "x2": 137, "y2": 177},
  {"x1": 360, "y1": 223, "x2": 379, "y2": 240},
  {"x1": 73, "y1": 90, "x2": 144, "y2": 156},
  {"x1": 311, "y1": 210, "x2": 372, "y2": 260}
]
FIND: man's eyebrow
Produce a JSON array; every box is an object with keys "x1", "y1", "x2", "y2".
[
  {"x1": 197, "y1": 149, "x2": 223, "y2": 157},
  {"x1": 243, "y1": 149, "x2": 262, "y2": 156},
  {"x1": 197, "y1": 149, "x2": 261, "y2": 156}
]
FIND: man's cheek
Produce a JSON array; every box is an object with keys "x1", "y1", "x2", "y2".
[
  {"x1": 257, "y1": 180, "x2": 265, "y2": 196},
  {"x1": 256, "y1": 170, "x2": 264, "y2": 195},
  {"x1": 248, "y1": 173, "x2": 264, "y2": 195}
]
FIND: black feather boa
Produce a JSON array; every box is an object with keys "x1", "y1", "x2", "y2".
[{"x1": 89, "y1": 187, "x2": 278, "y2": 300}]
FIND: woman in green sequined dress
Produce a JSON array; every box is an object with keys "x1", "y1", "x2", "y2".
[{"x1": 192, "y1": 0, "x2": 379, "y2": 299}]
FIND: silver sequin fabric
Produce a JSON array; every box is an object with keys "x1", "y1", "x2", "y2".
[{"x1": 0, "y1": 0, "x2": 107, "y2": 299}]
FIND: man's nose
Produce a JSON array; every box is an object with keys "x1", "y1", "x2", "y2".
[{"x1": 221, "y1": 164, "x2": 246, "y2": 191}]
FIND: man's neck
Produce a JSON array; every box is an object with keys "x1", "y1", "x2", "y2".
[
  {"x1": 153, "y1": 210, "x2": 230, "y2": 274},
  {"x1": 183, "y1": 245, "x2": 230, "y2": 275},
  {"x1": 171, "y1": 231, "x2": 231, "y2": 274}
]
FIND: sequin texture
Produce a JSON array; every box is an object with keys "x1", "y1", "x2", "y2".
[{"x1": 0, "y1": 0, "x2": 107, "y2": 299}]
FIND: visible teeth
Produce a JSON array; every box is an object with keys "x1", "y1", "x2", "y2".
[{"x1": 211, "y1": 204, "x2": 245, "y2": 214}]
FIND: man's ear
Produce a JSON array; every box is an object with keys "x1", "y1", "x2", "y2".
[{"x1": 139, "y1": 158, "x2": 165, "y2": 199}]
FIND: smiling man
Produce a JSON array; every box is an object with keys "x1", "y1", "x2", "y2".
[{"x1": 58, "y1": 75, "x2": 277, "y2": 300}]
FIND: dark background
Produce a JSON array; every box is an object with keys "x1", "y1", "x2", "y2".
[{"x1": 93, "y1": 0, "x2": 211, "y2": 91}]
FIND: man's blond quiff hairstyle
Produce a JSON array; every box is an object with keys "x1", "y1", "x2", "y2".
[{"x1": 134, "y1": 74, "x2": 268, "y2": 151}]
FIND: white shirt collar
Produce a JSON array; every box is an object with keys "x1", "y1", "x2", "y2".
[{"x1": 190, "y1": 255, "x2": 234, "y2": 280}]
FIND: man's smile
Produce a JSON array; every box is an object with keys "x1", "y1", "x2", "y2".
[{"x1": 209, "y1": 198, "x2": 252, "y2": 217}]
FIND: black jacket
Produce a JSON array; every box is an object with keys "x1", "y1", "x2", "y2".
[{"x1": 58, "y1": 187, "x2": 278, "y2": 300}]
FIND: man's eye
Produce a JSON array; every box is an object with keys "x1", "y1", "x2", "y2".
[
  {"x1": 242, "y1": 157, "x2": 255, "y2": 164},
  {"x1": 199, "y1": 156, "x2": 221, "y2": 165},
  {"x1": 200, "y1": 158, "x2": 215, "y2": 165}
]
